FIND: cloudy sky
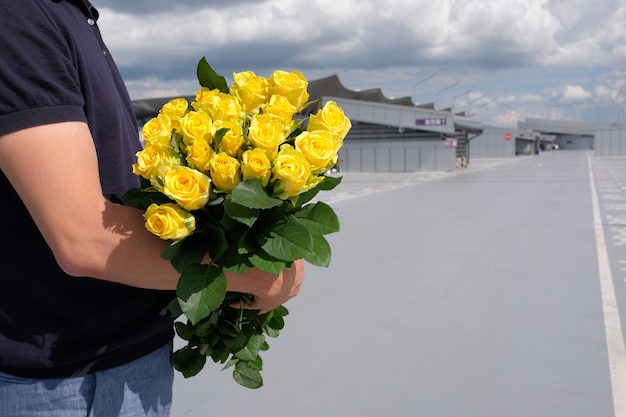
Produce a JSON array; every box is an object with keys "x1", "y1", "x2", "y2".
[{"x1": 95, "y1": 0, "x2": 626, "y2": 127}]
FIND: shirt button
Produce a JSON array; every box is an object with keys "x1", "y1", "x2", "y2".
[{"x1": 87, "y1": 18, "x2": 95, "y2": 26}]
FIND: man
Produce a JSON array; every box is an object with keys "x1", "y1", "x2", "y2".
[{"x1": 0, "y1": 1, "x2": 304, "y2": 416}]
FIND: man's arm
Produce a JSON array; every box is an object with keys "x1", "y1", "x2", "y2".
[{"x1": 0, "y1": 121, "x2": 303, "y2": 310}]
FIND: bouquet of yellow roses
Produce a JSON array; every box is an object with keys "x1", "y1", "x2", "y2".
[{"x1": 122, "y1": 58, "x2": 350, "y2": 388}]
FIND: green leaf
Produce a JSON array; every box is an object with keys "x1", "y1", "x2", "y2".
[
  {"x1": 121, "y1": 183, "x2": 173, "y2": 211},
  {"x1": 223, "y1": 198, "x2": 260, "y2": 227},
  {"x1": 177, "y1": 264, "x2": 227, "y2": 325},
  {"x1": 259, "y1": 216, "x2": 313, "y2": 261},
  {"x1": 211, "y1": 347, "x2": 231, "y2": 364},
  {"x1": 161, "y1": 239, "x2": 183, "y2": 260},
  {"x1": 265, "y1": 305, "x2": 288, "y2": 329},
  {"x1": 174, "y1": 321, "x2": 195, "y2": 341},
  {"x1": 168, "y1": 237, "x2": 206, "y2": 274},
  {"x1": 160, "y1": 298, "x2": 183, "y2": 318},
  {"x1": 235, "y1": 228, "x2": 261, "y2": 256},
  {"x1": 213, "y1": 245, "x2": 253, "y2": 272},
  {"x1": 249, "y1": 253, "x2": 287, "y2": 275},
  {"x1": 267, "y1": 305, "x2": 289, "y2": 321},
  {"x1": 196, "y1": 57, "x2": 229, "y2": 93},
  {"x1": 263, "y1": 306, "x2": 288, "y2": 338},
  {"x1": 170, "y1": 130, "x2": 187, "y2": 160},
  {"x1": 200, "y1": 224, "x2": 228, "y2": 261},
  {"x1": 194, "y1": 312, "x2": 219, "y2": 337},
  {"x1": 294, "y1": 201, "x2": 340, "y2": 235},
  {"x1": 264, "y1": 326, "x2": 280, "y2": 338},
  {"x1": 222, "y1": 333, "x2": 250, "y2": 351},
  {"x1": 294, "y1": 175, "x2": 342, "y2": 206},
  {"x1": 120, "y1": 187, "x2": 147, "y2": 209},
  {"x1": 234, "y1": 334, "x2": 265, "y2": 361},
  {"x1": 245, "y1": 355, "x2": 264, "y2": 371},
  {"x1": 320, "y1": 175, "x2": 342, "y2": 190},
  {"x1": 172, "y1": 346, "x2": 207, "y2": 378},
  {"x1": 231, "y1": 179, "x2": 283, "y2": 209},
  {"x1": 212, "y1": 127, "x2": 230, "y2": 150},
  {"x1": 233, "y1": 361, "x2": 264, "y2": 389},
  {"x1": 221, "y1": 259, "x2": 253, "y2": 274},
  {"x1": 303, "y1": 234, "x2": 332, "y2": 267}
]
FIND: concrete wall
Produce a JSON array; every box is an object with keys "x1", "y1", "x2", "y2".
[
  {"x1": 470, "y1": 126, "x2": 516, "y2": 158},
  {"x1": 595, "y1": 128, "x2": 626, "y2": 156},
  {"x1": 556, "y1": 134, "x2": 593, "y2": 150},
  {"x1": 338, "y1": 139, "x2": 456, "y2": 172}
]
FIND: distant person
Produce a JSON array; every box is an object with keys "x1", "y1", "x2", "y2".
[{"x1": 0, "y1": 1, "x2": 304, "y2": 416}]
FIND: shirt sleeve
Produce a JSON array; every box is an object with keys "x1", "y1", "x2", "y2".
[{"x1": 0, "y1": 0, "x2": 87, "y2": 136}]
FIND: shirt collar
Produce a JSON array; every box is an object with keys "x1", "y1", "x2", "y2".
[{"x1": 53, "y1": 0, "x2": 99, "y2": 20}]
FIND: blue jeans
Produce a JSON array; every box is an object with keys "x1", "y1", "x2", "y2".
[{"x1": 0, "y1": 343, "x2": 173, "y2": 417}]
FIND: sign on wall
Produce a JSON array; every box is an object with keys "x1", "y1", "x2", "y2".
[{"x1": 415, "y1": 118, "x2": 447, "y2": 126}]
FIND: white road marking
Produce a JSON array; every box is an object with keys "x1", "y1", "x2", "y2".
[{"x1": 589, "y1": 156, "x2": 626, "y2": 417}]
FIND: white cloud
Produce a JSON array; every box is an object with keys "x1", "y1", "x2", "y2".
[
  {"x1": 494, "y1": 109, "x2": 525, "y2": 127},
  {"x1": 562, "y1": 85, "x2": 592, "y2": 101},
  {"x1": 446, "y1": 0, "x2": 561, "y2": 63},
  {"x1": 518, "y1": 94, "x2": 545, "y2": 104},
  {"x1": 95, "y1": 0, "x2": 626, "y2": 126}
]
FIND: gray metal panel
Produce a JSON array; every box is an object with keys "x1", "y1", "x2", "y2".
[
  {"x1": 405, "y1": 147, "x2": 421, "y2": 171},
  {"x1": 337, "y1": 140, "x2": 455, "y2": 172},
  {"x1": 390, "y1": 148, "x2": 406, "y2": 172},
  {"x1": 359, "y1": 148, "x2": 375, "y2": 171},
  {"x1": 518, "y1": 117, "x2": 600, "y2": 135},
  {"x1": 375, "y1": 148, "x2": 391, "y2": 172},
  {"x1": 470, "y1": 126, "x2": 516, "y2": 158},
  {"x1": 325, "y1": 97, "x2": 456, "y2": 134},
  {"x1": 595, "y1": 128, "x2": 626, "y2": 156},
  {"x1": 556, "y1": 134, "x2": 593, "y2": 150}
]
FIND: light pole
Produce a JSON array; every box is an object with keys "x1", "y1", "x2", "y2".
[
  {"x1": 451, "y1": 88, "x2": 472, "y2": 113},
  {"x1": 413, "y1": 71, "x2": 438, "y2": 105},
  {"x1": 435, "y1": 78, "x2": 461, "y2": 109}
]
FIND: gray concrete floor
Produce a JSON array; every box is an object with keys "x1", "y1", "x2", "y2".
[{"x1": 172, "y1": 150, "x2": 626, "y2": 417}]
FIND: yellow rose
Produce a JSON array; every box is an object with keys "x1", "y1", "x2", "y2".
[
  {"x1": 230, "y1": 71, "x2": 270, "y2": 114},
  {"x1": 241, "y1": 148, "x2": 271, "y2": 187},
  {"x1": 209, "y1": 152, "x2": 241, "y2": 192},
  {"x1": 193, "y1": 87, "x2": 219, "y2": 113},
  {"x1": 268, "y1": 70, "x2": 310, "y2": 111},
  {"x1": 132, "y1": 142, "x2": 181, "y2": 180},
  {"x1": 212, "y1": 119, "x2": 245, "y2": 157},
  {"x1": 159, "y1": 98, "x2": 189, "y2": 130},
  {"x1": 306, "y1": 100, "x2": 352, "y2": 140},
  {"x1": 248, "y1": 113, "x2": 287, "y2": 159},
  {"x1": 180, "y1": 110, "x2": 212, "y2": 146},
  {"x1": 193, "y1": 88, "x2": 244, "y2": 124},
  {"x1": 141, "y1": 114, "x2": 172, "y2": 145},
  {"x1": 155, "y1": 165, "x2": 211, "y2": 211},
  {"x1": 271, "y1": 145, "x2": 322, "y2": 199},
  {"x1": 262, "y1": 94, "x2": 298, "y2": 135},
  {"x1": 294, "y1": 130, "x2": 341, "y2": 174},
  {"x1": 186, "y1": 138, "x2": 214, "y2": 173},
  {"x1": 263, "y1": 94, "x2": 297, "y2": 120},
  {"x1": 144, "y1": 203, "x2": 196, "y2": 241}
]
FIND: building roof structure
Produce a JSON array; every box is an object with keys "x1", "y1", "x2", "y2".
[
  {"x1": 306, "y1": 74, "x2": 415, "y2": 107},
  {"x1": 518, "y1": 117, "x2": 602, "y2": 136},
  {"x1": 131, "y1": 73, "x2": 483, "y2": 139}
]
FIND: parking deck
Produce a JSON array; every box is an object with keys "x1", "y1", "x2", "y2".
[{"x1": 173, "y1": 150, "x2": 626, "y2": 417}]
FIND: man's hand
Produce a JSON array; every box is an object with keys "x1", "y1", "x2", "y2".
[{"x1": 226, "y1": 259, "x2": 305, "y2": 313}]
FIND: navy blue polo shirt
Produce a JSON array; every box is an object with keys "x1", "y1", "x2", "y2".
[{"x1": 0, "y1": 0, "x2": 175, "y2": 377}]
